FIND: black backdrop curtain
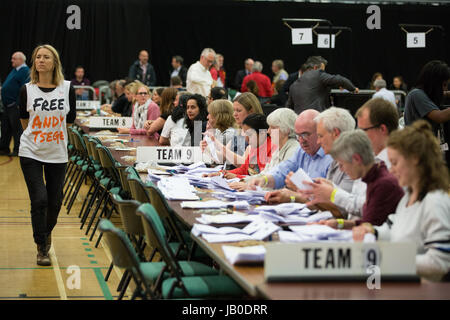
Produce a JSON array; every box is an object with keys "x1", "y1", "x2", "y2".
[{"x1": 0, "y1": 0, "x2": 449, "y2": 89}]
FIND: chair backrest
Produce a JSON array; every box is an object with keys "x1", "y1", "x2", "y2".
[
  {"x1": 127, "y1": 175, "x2": 151, "y2": 203},
  {"x1": 82, "y1": 134, "x2": 95, "y2": 161},
  {"x1": 110, "y1": 194, "x2": 143, "y2": 236},
  {"x1": 96, "y1": 145, "x2": 121, "y2": 185},
  {"x1": 136, "y1": 204, "x2": 183, "y2": 278},
  {"x1": 87, "y1": 137, "x2": 102, "y2": 163},
  {"x1": 71, "y1": 128, "x2": 89, "y2": 159},
  {"x1": 98, "y1": 219, "x2": 141, "y2": 270},
  {"x1": 146, "y1": 184, "x2": 186, "y2": 246},
  {"x1": 125, "y1": 166, "x2": 141, "y2": 181}
]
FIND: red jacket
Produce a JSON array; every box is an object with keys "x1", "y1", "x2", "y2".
[
  {"x1": 241, "y1": 72, "x2": 273, "y2": 97},
  {"x1": 210, "y1": 67, "x2": 226, "y2": 85},
  {"x1": 229, "y1": 136, "x2": 274, "y2": 178}
]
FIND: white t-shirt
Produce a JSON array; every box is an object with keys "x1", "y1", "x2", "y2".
[
  {"x1": 373, "y1": 88, "x2": 397, "y2": 107},
  {"x1": 161, "y1": 115, "x2": 191, "y2": 146},
  {"x1": 19, "y1": 81, "x2": 71, "y2": 163}
]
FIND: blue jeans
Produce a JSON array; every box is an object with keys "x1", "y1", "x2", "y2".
[{"x1": 20, "y1": 157, "x2": 67, "y2": 246}]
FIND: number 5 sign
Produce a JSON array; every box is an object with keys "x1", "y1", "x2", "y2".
[
  {"x1": 407, "y1": 33, "x2": 426, "y2": 48},
  {"x1": 291, "y1": 28, "x2": 313, "y2": 45}
]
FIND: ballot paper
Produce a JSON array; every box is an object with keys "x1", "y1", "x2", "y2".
[
  {"x1": 254, "y1": 202, "x2": 307, "y2": 216},
  {"x1": 196, "y1": 213, "x2": 259, "y2": 225},
  {"x1": 205, "y1": 136, "x2": 220, "y2": 163},
  {"x1": 199, "y1": 220, "x2": 280, "y2": 243},
  {"x1": 210, "y1": 176, "x2": 236, "y2": 192},
  {"x1": 114, "y1": 147, "x2": 136, "y2": 151},
  {"x1": 289, "y1": 224, "x2": 348, "y2": 240},
  {"x1": 180, "y1": 200, "x2": 249, "y2": 210},
  {"x1": 156, "y1": 176, "x2": 199, "y2": 200},
  {"x1": 222, "y1": 245, "x2": 266, "y2": 264},
  {"x1": 279, "y1": 230, "x2": 376, "y2": 243},
  {"x1": 290, "y1": 168, "x2": 314, "y2": 190},
  {"x1": 191, "y1": 224, "x2": 251, "y2": 237}
]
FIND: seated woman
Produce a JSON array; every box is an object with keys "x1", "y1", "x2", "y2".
[
  {"x1": 145, "y1": 87, "x2": 178, "y2": 137},
  {"x1": 117, "y1": 84, "x2": 160, "y2": 136},
  {"x1": 311, "y1": 129, "x2": 404, "y2": 227},
  {"x1": 151, "y1": 87, "x2": 164, "y2": 106},
  {"x1": 229, "y1": 108, "x2": 298, "y2": 190},
  {"x1": 353, "y1": 120, "x2": 450, "y2": 281},
  {"x1": 209, "y1": 114, "x2": 273, "y2": 179},
  {"x1": 159, "y1": 94, "x2": 208, "y2": 146},
  {"x1": 201, "y1": 99, "x2": 236, "y2": 161},
  {"x1": 210, "y1": 92, "x2": 264, "y2": 169}
]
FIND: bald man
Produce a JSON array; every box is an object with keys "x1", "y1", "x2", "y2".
[
  {"x1": 249, "y1": 109, "x2": 333, "y2": 190},
  {"x1": 128, "y1": 49, "x2": 156, "y2": 86},
  {"x1": 0, "y1": 51, "x2": 30, "y2": 156}
]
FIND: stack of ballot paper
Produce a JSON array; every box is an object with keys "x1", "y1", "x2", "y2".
[
  {"x1": 196, "y1": 213, "x2": 259, "y2": 225},
  {"x1": 156, "y1": 176, "x2": 199, "y2": 200},
  {"x1": 253, "y1": 202, "x2": 308, "y2": 216},
  {"x1": 180, "y1": 200, "x2": 250, "y2": 210},
  {"x1": 220, "y1": 190, "x2": 267, "y2": 205},
  {"x1": 222, "y1": 245, "x2": 266, "y2": 265},
  {"x1": 283, "y1": 224, "x2": 354, "y2": 242},
  {"x1": 192, "y1": 219, "x2": 280, "y2": 243},
  {"x1": 259, "y1": 210, "x2": 333, "y2": 224}
]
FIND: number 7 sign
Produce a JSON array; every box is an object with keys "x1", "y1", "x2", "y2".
[{"x1": 291, "y1": 28, "x2": 313, "y2": 45}]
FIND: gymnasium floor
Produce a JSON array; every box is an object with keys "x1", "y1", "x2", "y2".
[{"x1": 0, "y1": 151, "x2": 128, "y2": 300}]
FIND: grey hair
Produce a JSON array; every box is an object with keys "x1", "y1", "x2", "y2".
[
  {"x1": 374, "y1": 79, "x2": 387, "y2": 89},
  {"x1": 201, "y1": 48, "x2": 216, "y2": 58},
  {"x1": 330, "y1": 129, "x2": 375, "y2": 165},
  {"x1": 15, "y1": 52, "x2": 26, "y2": 62},
  {"x1": 266, "y1": 108, "x2": 297, "y2": 138},
  {"x1": 314, "y1": 107, "x2": 355, "y2": 134},
  {"x1": 252, "y1": 61, "x2": 263, "y2": 72}
]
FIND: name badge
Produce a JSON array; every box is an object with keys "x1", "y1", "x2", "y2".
[
  {"x1": 88, "y1": 117, "x2": 132, "y2": 128},
  {"x1": 137, "y1": 146, "x2": 203, "y2": 164},
  {"x1": 76, "y1": 100, "x2": 100, "y2": 110},
  {"x1": 264, "y1": 242, "x2": 417, "y2": 281}
]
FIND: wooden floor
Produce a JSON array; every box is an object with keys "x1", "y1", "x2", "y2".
[{"x1": 0, "y1": 151, "x2": 129, "y2": 300}]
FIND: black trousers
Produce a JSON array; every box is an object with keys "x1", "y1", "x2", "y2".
[
  {"x1": 0, "y1": 104, "x2": 23, "y2": 153},
  {"x1": 20, "y1": 157, "x2": 67, "y2": 246}
]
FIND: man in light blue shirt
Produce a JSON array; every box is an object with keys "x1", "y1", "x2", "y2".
[{"x1": 249, "y1": 109, "x2": 333, "y2": 190}]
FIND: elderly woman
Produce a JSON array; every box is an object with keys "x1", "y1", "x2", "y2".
[
  {"x1": 117, "y1": 84, "x2": 160, "y2": 136},
  {"x1": 353, "y1": 120, "x2": 450, "y2": 282},
  {"x1": 229, "y1": 108, "x2": 298, "y2": 190},
  {"x1": 201, "y1": 99, "x2": 236, "y2": 161},
  {"x1": 313, "y1": 129, "x2": 404, "y2": 228}
]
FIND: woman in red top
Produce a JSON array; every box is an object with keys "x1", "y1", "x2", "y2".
[{"x1": 222, "y1": 113, "x2": 274, "y2": 179}]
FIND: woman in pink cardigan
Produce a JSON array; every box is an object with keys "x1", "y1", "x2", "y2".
[{"x1": 118, "y1": 84, "x2": 160, "y2": 138}]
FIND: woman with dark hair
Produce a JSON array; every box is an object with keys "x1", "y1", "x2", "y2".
[
  {"x1": 353, "y1": 120, "x2": 450, "y2": 281},
  {"x1": 208, "y1": 113, "x2": 273, "y2": 179},
  {"x1": 160, "y1": 94, "x2": 208, "y2": 146},
  {"x1": 404, "y1": 60, "x2": 450, "y2": 165},
  {"x1": 368, "y1": 72, "x2": 383, "y2": 90},
  {"x1": 389, "y1": 75, "x2": 408, "y2": 92}
]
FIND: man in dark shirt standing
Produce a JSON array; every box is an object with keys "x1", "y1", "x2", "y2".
[
  {"x1": 70, "y1": 66, "x2": 91, "y2": 100},
  {"x1": 286, "y1": 56, "x2": 358, "y2": 114},
  {"x1": 128, "y1": 50, "x2": 156, "y2": 87},
  {"x1": 169, "y1": 55, "x2": 188, "y2": 86},
  {"x1": 233, "y1": 58, "x2": 254, "y2": 91},
  {"x1": 0, "y1": 51, "x2": 30, "y2": 156}
]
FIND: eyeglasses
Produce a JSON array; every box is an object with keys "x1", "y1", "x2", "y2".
[
  {"x1": 360, "y1": 125, "x2": 380, "y2": 131},
  {"x1": 296, "y1": 132, "x2": 311, "y2": 140},
  {"x1": 137, "y1": 92, "x2": 149, "y2": 96}
]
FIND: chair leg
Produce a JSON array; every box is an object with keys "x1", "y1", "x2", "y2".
[
  {"x1": 118, "y1": 273, "x2": 132, "y2": 300},
  {"x1": 104, "y1": 261, "x2": 114, "y2": 282},
  {"x1": 80, "y1": 182, "x2": 101, "y2": 229},
  {"x1": 63, "y1": 162, "x2": 81, "y2": 201},
  {"x1": 78, "y1": 178, "x2": 96, "y2": 218},
  {"x1": 93, "y1": 202, "x2": 117, "y2": 247},
  {"x1": 64, "y1": 166, "x2": 82, "y2": 206},
  {"x1": 67, "y1": 170, "x2": 87, "y2": 214},
  {"x1": 90, "y1": 197, "x2": 113, "y2": 242},
  {"x1": 85, "y1": 189, "x2": 107, "y2": 236}
]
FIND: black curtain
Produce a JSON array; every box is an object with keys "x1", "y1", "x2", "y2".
[{"x1": 0, "y1": 0, "x2": 449, "y2": 90}]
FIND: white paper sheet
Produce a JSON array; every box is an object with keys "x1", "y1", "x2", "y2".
[
  {"x1": 222, "y1": 245, "x2": 266, "y2": 264},
  {"x1": 290, "y1": 167, "x2": 314, "y2": 190}
]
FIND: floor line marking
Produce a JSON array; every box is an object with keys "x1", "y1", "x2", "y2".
[{"x1": 49, "y1": 246, "x2": 68, "y2": 300}]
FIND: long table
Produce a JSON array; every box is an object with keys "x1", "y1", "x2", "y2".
[{"x1": 77, "y1": 117, "x2": 450, "y2": 300}]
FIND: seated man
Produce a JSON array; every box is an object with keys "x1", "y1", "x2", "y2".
[
  {"x1": 249, "y1": 109, "x2": 333, "y2": 192},
  {"x1": 314, "y1": 130, "x2": 404, "y2": 229},
  {"x1": 263, "y1": 108, "x2": 357, "y2": 218}
]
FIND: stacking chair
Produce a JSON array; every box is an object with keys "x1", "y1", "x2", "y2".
[
  {"x1": 64, "y1": 128, "x2": 91, "y2": 214},
  {"x1": 85, "y1": 145, "x2": 123, "y2": 246},
  {"x1": 136, "y1": 204, "x2": 244, "y2": 299}
]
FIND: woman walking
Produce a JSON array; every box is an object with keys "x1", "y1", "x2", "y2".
[{"x1": 18, "y1": 44, "x2": 76, "y2": 266}]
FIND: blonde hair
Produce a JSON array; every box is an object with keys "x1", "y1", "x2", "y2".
[
  {"x1": 30, "y1": 44, "x2": 64, "y2": 86},
  {"x1": 233, "y1": 92, "x2": 263, "y2": 115},
  {"x1": 387, "y1": 120, "x2": 449, "y2": 200},
  {"x1": 208, "y1": 99, "x2": 236, "y2": 132}
]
